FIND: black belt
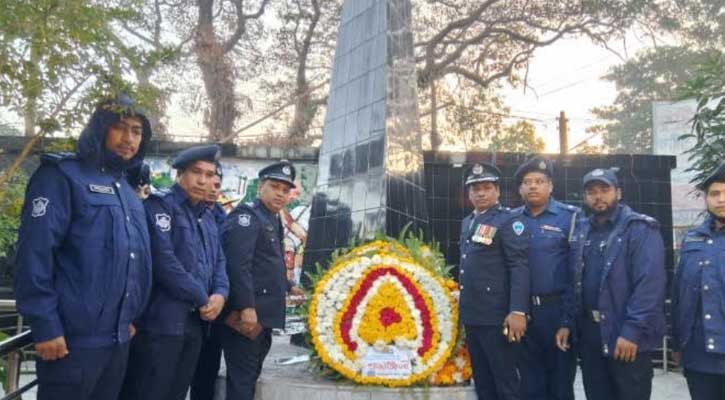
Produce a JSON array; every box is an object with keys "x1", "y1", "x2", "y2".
[{"x1": 530, "y1": 292, "x2": 563, "y2": 306}]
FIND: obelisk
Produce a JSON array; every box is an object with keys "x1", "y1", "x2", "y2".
[{"x1": 302, "y1": 0, "x2": 428, "y2": 275}]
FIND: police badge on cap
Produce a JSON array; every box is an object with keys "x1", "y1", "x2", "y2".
[
  {"x1": 514, "y1": 156, "x2": 553, "y2": 186},
  {"x1": 465, "y1": 163, "x2": 501, "y2": 186},
  {"x1": 259, "y1": 160, "x2": 296, "y2": 188}
]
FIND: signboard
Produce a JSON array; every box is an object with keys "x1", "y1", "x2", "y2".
[{"x1": 361, "y1": 347, "x2": 412, "y2": 378}]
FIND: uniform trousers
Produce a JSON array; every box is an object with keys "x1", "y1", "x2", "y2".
[
  {"x1": 466, "y1": 324, "x2": 521, "y2": 400},
  {"x1": 37, "y1": 341, "x2": 130, "y2": 400},
  {"x1": 520, "y1": 300, "x2": 576, "y2": 400},
  {"x1": 120, "y1": 314, "x2": 203, "y2": 400},
  {"x1": 579, "y1": 315, "x2": 653, "y2": 400},
  {"x1": 190, "y1": 322, "x2": 223, "y2": 400},
  {"x1": 219, "y1": 325, "x2": 273, "y2": 400}
]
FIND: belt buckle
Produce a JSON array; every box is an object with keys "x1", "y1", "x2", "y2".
[{"x1": 591, "y1": 310, "x2": 601, "y2": 323}]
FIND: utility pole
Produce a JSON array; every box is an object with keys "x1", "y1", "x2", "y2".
[{"x1": 558, "y1": 111, "x2": 569, "y2": 155}]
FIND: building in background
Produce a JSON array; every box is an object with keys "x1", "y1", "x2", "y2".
[{"x1": 652, "y1": 99, "x2": 703, "y2": 247}]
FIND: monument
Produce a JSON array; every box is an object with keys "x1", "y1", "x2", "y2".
[
  {"x1": 302, "y1": 0, "x2": 429, "y2": 278},
  {"x1": 248, "y1": 0, "x2": 475, "y2": 398}
]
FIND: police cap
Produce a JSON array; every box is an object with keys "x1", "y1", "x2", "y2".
[
  {"x1": 696, "y1": 162, "x2": 725, "y2": 192},
  {"x1": 259, "y1": 160, "x2": 296, "y2": 188},
  {"x1": 582, "y1": 168, "x2": 619, "y2": 188},
  {"x1": 464, "y1": 163, "x2": 501, "y2": 186},
  {"x1": 515, "y1": 156, "x2": 553, "y2": 186},
  {"x1": 171, "y1": 144, "x2": 221, "y2": 170}
]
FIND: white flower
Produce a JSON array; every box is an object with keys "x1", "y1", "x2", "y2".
[{"x1": 453, "y1": 372, "x2": 463, "y2": 383}]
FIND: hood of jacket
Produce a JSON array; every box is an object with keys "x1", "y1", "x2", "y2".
[{"x1": 78, "y1": 95, "x2": 153, "y2": 172}]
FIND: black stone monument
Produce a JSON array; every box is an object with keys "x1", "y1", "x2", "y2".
[{"x1": 302, "y1": 0, "x2": 428, "y2": 277}]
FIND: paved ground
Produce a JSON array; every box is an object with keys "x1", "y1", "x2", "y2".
[{"x1": 5, "y1": 335, "x2": 691, "y2": 399}]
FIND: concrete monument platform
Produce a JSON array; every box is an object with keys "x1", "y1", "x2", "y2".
[
  {"x1": 231, "y1": 336, "x2": 476, "y2": 400},
  {"x1": 207, "y1": 335, "x2": 690, "y2": 400}
]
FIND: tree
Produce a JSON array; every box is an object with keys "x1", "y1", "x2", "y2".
[
  {"x1": 193, "y1": 0, "x2": 270, "y2": 142},
  {"x1": 0, "y1": 0, "x2": 159, "y2": 187},
  {"x1": 434, "y1": 81, "x2": 508, "y2": 150},
  {"x1": 591, "y1": 0, "x2": 723, "y2": 153},
  {"x1": 589, "y1": 47, "x2": 708, "y2": 153},
  {"x1": 574, "y1": 142, "x2": 606, "y2": 154},
  {"x1": 489, "y1": 120, "x2": 545, "y2": 153},
  {"x1": 679, "y1": 53, "x2": 725, "y2": 186},
  {"x1": 412, "y1": 0, "x2": 659, "y2": 149},
  {"x1": 0, "y1": 1, "x2": 140, "y2": 136},
  {"x1": 262, "y1": 0, "x2": 340, "y2": 142},
  {"x1": 113, "y1": 0, "x2": 191, "y2": 137},
  {"x1": 243, "y1": 0, "x2": 660, "y2": 145}
]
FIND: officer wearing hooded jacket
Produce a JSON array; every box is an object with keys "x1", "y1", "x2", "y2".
[
  {"x1": 122, "y1": 144, "x2": 229, "y2": 400},
  {"x1": 512, "y1": 156, "x2": 579, "y2": 400},
  {"x1": 14, "y1": 96, "x2": 153, "y2": 400},
  {"x1": 459, "y1": 162, "x2": 530, "y2": 400},
  {"x1": 220, "y1": 160, "x2": 304, "y2": 400},
  {"x1": 671, "y1": 163, "x2": 725, "y2": 400},
  {"x1": 571, "y1": 168, "x2": 666, "y2": 400}
]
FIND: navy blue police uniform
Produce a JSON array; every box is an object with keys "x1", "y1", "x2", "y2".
[
  {"x1": 220, "y1": 161, "x2": 297, "y2": 400},
  {"x1": 191, "y1": 162, "x2": 228, "y2": 400},
  {"x1": 14, "y1": 96, "x2": 153, "y2": 400},
  {"x1": 671, "y1": 163, "x2": 725, "y2": 400},
  {"x1": 571, "y1": 168, "x2": 666, "y2": 400},
  {"x1": 121, "y1": 145, "x2": 229, "y2": 400},
  {"x1": 512, "y1": 157, "x2": 578, "y2": 400},
  {"x1": 459, "y1": 163, "x2": 530, "y2": 400}
]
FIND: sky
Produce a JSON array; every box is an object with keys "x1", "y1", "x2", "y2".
[{"x1": 500, "y1": 31, "x2": 658, "y2": 153}]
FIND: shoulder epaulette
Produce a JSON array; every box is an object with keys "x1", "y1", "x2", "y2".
[{"x1": 40, "y1": 152, "x2": 78, "y2": 165}]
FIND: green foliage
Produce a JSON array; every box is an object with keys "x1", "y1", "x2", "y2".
[
  {"x1": 0, "y1": 170, "x2": 27, "y2": 259},
  {"x1": 0, "y1": 0, "x2": 159, "y2": 136},
  {"x1": 591, "y1": 47, "x2": 710, "y2": 153},
  {"x1": 591, "y1": 0, "x2": 724, "y2": 154},
  {"x1": 43, "y1": 137, "x2": 78, "y2": 153},
  {"x1": 679, "y1": 53, "x2": 725, "y2": 187},
  {"x1": 0, "y1": 331, "x2": 9, "y2": 393},
  {"x1": 489, "y1": 120, "x2": 546, "y2": 154},
  {"x1": 150, "y1": 171, "x2": 174, "y2": 190}
]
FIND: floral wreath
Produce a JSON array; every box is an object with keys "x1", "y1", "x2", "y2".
[{"x1": 306, "y1": 232, "x2": 468, "y2": 387}]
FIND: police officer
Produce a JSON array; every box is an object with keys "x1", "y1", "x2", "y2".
[
  {"x1": 220, "y1": 160, "x2": 305, "y2": 400},
  {"x1": 512, "y1": 156, "x2": 578, "y2": 400},
  {"x1": 671, "y1": 163, "x2": 725, "y2": 400},
  {"x1": 123, "y1": 144, "x2": 229, "y2": 400},
  {"x1": 190, "y1": 162, "x2": 227, "y2": 400},
  {"x1": 459, "y1": 162, "x2": 530, "y2": 400},
  {"x1": 14, "y1": 96, "x2": 153, "y2": 400},
  {"x1": 571, "y1": 168, "x2": 666, "y2": 400}
]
